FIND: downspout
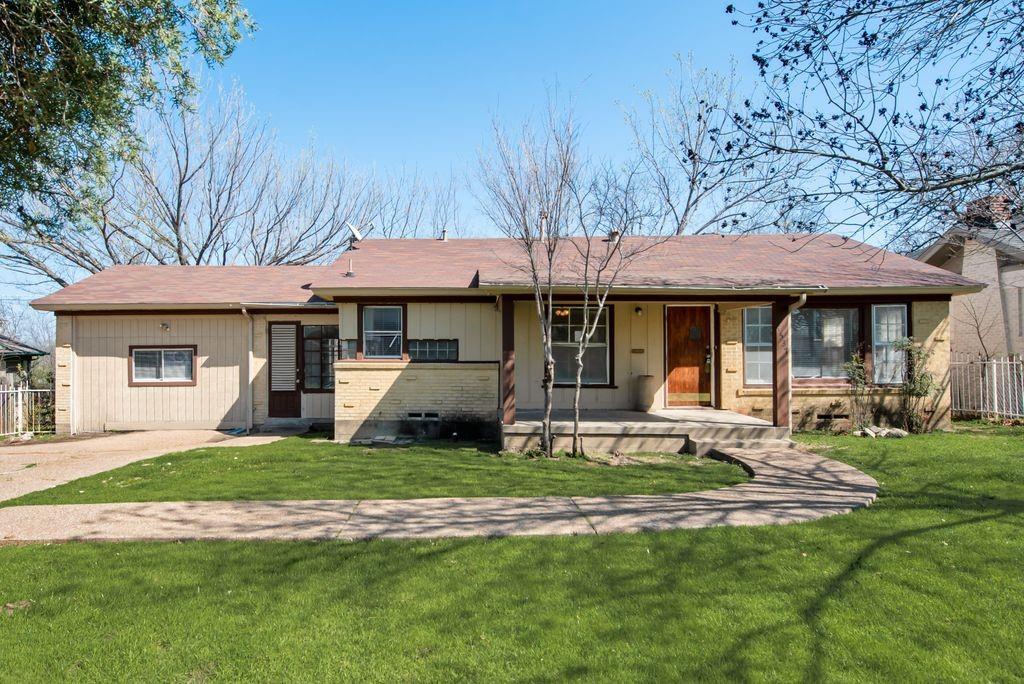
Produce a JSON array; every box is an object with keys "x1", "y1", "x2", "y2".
[
  {"x1": 789, "y1": 292, "x2": 808, "y2": 314},
  {"x1": 69, "y1": 315, "x2": 76, "y2": 436},
  {"x1": 240, "y1": 306, "x2": 254, "y2": 433}
]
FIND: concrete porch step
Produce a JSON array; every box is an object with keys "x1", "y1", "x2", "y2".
[{"x1": 687, "y1": 438, "x2": 796, "y2": 458}]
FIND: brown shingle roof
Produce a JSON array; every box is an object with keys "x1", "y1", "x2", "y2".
[
  {"x1": 31, "y1": 264, "x2": 332, "y2": 310},
  {"x1": 31, "y1": 234, "x2": 980, "y2": 310},
  {"x1": 320, "y1": 234, "x2": 979, "y2": 291}
]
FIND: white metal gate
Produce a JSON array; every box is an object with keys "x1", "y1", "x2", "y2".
[
  {"x1": 950, "y1": 353, "x2": 1024, "y2": 419},
  {"x1": 0, "y1": 388, "x2": 56, "y2": 436}
]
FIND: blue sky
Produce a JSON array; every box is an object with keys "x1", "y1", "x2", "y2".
[
  {"x1": 5, "y1": 2, "x2": 761, "y2": 312},
  {"x1": 214, "y1": 1, "x2": 759, "y2": 225}
]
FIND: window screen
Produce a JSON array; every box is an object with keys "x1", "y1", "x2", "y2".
[
  {"x1": 363, "y1": 306, "x2": 403, "y2": 358},
  {"x1": 131, "y1": 348, "x2": 194, "y2": 383},
  {"x1": 792, "y1": 308, "x2": 859, "y2": 379}
]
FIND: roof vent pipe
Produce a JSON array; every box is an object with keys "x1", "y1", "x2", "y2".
[
  {"x1": 439, "y1": 227, "x2": 448, "y2": 241},
  {"x1": 605, "y1": 229, "x2": 621, "y2": 245},
  {"x1": 345, "y1": 259, "x2": 355, "y2": 278}
]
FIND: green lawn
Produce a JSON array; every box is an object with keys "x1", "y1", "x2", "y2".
[
  {"x1": 1, "y1": 425, "x2": 1022, "y2": 680},
  {"x1": 3, "y1": 438, "x2": 747, "y2": 505}
]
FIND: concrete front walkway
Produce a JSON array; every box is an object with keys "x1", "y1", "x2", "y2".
[
  {"x1": 0, "y1": 446, "x2": 878, "y2": 543},
  {"x1": 0, "y1": 430, "x2": 291, "y2": 503}
]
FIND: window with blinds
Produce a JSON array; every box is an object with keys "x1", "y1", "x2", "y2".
[
  {"x1": 363, "y1": 306, "x2": 403, "y2": 358},
  {"x1": 792, "y1": 308, "x2": 859, "y2": 379}
]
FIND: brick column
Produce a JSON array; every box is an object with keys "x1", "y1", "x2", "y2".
[
  {"x1": 500, "y1": 295, "x2": 515, "y2": 425},
  {"x1": 771, "y1": 300, "x2": 792, "y2": 429}
]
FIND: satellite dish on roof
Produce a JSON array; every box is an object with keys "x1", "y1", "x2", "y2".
[{"x1": 345, "y1": 222, "x2": 364, "y2": 243}]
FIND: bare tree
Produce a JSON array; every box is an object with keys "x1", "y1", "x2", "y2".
[
  {"x1": 477, "y1": 107, "x2": 578, "y2": 457},
  {"x1": 723, "y1": 0, "x2": 1024, "y2": 249},
  {"x1": 629, "y1": 56, "x2": 804, "y2": 235},
  {"x1": 564, "y1": 165, "x2": 667, "y2": 454},
  {"x1": 0, "y1": 86, "x2": 458, "y2": 288}
]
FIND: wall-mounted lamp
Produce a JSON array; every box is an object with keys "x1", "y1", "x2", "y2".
[
  {"x1": 634, "y1": 306, "x2": 644, "y2": 317},
  {"x1": 160, "y1": 322, "x2": 171, "y2": 332}
]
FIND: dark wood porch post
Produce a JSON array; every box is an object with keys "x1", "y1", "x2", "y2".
[
  {"x1": 500, "y1": 294, "x2": 516, "y2": 425},
  {"x1": 772, "y1": 299, "x2": 792, "y2": 429}
]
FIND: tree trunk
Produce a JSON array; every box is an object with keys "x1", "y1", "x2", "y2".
[
  {"x1": 541, "y1": 353, "x2": 555, "y2": 457},
  {"x1": 571, "y1": 352, "x2": 584, "y2": 456}
]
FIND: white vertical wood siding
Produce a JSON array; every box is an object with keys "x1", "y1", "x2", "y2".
[
  {"x1": 72, "y1": 315, "x2": 247, "y2": 431},
  {"x1": 406, "y1": 303, "x2": 501, "y2": 361}
]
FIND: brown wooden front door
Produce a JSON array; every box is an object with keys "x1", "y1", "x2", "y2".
[
  {"x1": 268, "y1": 322, "x2": 302, "y2": 418},
  {"x1": 665, "y1": 306, "x2": 712, "y2": 407}
]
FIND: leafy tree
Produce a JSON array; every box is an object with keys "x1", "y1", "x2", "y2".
[{"x1": 0, "y1": 0, "x2": 252, "y2": 212}]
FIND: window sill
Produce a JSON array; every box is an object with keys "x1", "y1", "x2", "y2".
[
  {"x1": 128, "y1": 381, "x2": 196, "y2": 388},
  {"x1": 737, "y1": 385, "x2": 904, "y2": 397},
  {"x1": 553, "y1": 383, "x2": 618, "y2": 389}
]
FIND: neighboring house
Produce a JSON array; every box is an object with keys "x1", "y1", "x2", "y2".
[
  {"x1": 914, "y1": 199, "x2": 1024, "y2": 358},
  {"x1": 30, "y1": 234, "x2": 980, "y2": 445},
  {"x1": 0, "y1": 335, "x2": 47, "y2": 387}
]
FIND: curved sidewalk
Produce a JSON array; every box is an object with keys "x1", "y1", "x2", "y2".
[{"x1": 0, "y1": 447, "x2": 878, "y2": 543}]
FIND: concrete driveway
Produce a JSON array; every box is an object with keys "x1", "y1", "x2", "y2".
[{"x1": 0, "y1": 430, "x2": 282, "y2": 503}]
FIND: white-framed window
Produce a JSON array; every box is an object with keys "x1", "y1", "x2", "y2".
[
  {"x1": 131, "y1": 347, "x2": 194, "y2": 384},
  {"x1": 362, "y1": 306, "x2": 403, "y2": 358},
  {"x1": 872, "y1": 304, "x2": 908, "y2": 384},
  {"x1": 743, "y1": 306, "x2": 773, "y2": 385},
  {"x1": 552, "y1": 306, "x2": 610, "y2": 385},
  {"x1": 792, "y1": 308, "x2": 860, "y2": 379}
]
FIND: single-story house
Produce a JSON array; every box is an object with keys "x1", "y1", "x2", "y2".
[
  {"x1": 0, "y1": 334, "x2": 47, "y2": 387},
  {"x1": 31, "y1": 234, "x2": 982, "y2": 450}
]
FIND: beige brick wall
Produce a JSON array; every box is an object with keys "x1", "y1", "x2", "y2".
[
  {"x1": 333, "y1": 361, "x2": 498, "y2": 440},
  {"x1": 53, "y1": 315, "x2": 73, "y2": 435},
  {"x1": 718, "y1": 301, "x2": 952, "y2": 430}
]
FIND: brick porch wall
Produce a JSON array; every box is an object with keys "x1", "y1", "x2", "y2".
[{"x1": 333, "y1": 361, "x2": 499, "y2": 441}]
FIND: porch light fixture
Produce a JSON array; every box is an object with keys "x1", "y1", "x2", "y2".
[
  {"x1": 634, "y1": 306, "x2": 643, "y2": 317},
  {"x1": 160, "y1": 322, "x2": 171, "y2": 332}
]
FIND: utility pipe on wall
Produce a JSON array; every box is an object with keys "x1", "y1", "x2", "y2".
[{"x1": 240, "y1": 306, "x2": 253, "y2": 433}]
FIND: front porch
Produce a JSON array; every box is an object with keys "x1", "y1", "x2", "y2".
[{"x1": 501, "y1": 408, "x2": 791, "y2": 455}]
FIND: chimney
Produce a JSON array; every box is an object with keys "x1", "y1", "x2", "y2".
[{"x1": 963, "y1": 195, "x2": 1013, "y2": 227}]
